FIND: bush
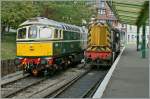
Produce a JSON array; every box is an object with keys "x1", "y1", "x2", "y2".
[{"x1": 1, "y1": 33, "x2": 16, "y2": 60}]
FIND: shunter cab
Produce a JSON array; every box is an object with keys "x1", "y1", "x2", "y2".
[{"x1": 84, "y1": 22, "x2": 120, "y2": 67}]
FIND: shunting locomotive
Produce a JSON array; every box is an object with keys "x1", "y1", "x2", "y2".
[
  {"x1": 14, "y1": 17, "x2": 87, "y2": 76},
  {"x1": 84, "y1": 22, "x2": 121, "y2": 67}
]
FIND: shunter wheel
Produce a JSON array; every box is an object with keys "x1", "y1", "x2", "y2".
[{"x1": 32, "y1": 68, "x2": 39, "y2": 76}]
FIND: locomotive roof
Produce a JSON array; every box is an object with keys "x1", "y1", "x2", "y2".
[{"x1": 20, "y1": 17, "x2": 81, "y2": 32}]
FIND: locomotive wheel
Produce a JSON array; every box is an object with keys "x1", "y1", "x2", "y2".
[
  {"x1": 49, "y1": 70, "x2": 55, "y2": 76},
  {"x1": 63, "y1": 65, "x2": 67, "y2": 70},
  {"x1": 96, "y1": 65, "x2": 100, "y2": 70},
  {"x1": 58, "y1": 66, "x2": 63, "y2": 71},
  {"x1": 32, "y1": 68, "x2": 39, "y2": 76},
  {"x1": 62, "y1": 62, "x2": 68, "y2": 70}
]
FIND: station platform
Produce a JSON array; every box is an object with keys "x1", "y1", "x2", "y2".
[{"x1": 102, "y1": 44, "x2": 149, "y2": 98}]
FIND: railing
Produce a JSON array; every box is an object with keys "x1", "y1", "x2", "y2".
[{"x1": 1, "y1": 59, "x2": 21, "y2": 77}]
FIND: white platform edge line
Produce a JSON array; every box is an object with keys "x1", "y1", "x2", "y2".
[{"x1": 92, "y1": 47, "x2": 125, "y2": 98}]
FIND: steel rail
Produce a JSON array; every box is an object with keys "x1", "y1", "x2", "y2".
[
  {"x1": 45, "y1": 69, "x2": 90, "y2": 98},
  {"x1": 81, "y1": 76, "x2": 103, "y2": 98},
  {"x1": 1, "y1": 71, "x2": 30, "y2": 86},
  {"x1": 26, "y1": 68, "x2": 90, "y2": 98},
  {"x1": 1, "y1": 77, "x2": 47, "y2": 98}
]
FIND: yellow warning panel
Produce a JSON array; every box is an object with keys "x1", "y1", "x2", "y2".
[
  {"x1": 17, "y1": 42, "x2": 53, "y2": 56},
  {"x1": 90, "y1": 24, "x2": 107, "y2": 46}
]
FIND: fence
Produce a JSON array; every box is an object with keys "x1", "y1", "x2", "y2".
[{"x1": 1, "y1": 59, "x2": 21, "y2": 77}]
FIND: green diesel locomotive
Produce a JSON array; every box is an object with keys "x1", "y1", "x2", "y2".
[{"x1": 15, "y1": 17, "x2": 87, "y2": 76}]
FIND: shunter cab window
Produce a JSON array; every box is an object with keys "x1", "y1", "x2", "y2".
[
  {"x1": 17, "y1": 28, "x2": 26, "y2": 39},
  {"x1": 28, "y1": 26, "x2": 37, "y2": 38}
]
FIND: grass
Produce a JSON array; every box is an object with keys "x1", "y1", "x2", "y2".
[{"x1": 1, "y1": 33, "x2": 16, "y2": 60}]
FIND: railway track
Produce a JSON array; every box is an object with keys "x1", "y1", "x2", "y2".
[
  {"x1": 13, "y1": 68, "x2": 86, "y2": 98},
  {"x1": 2, "y1": 71, "x2": 23, "y2": 80},
  {"x1": 44, "y1": 69, "x2": 91, "y2": 98},
  {"x1": 50, "y1": 50, "x2": 121, "y2": 98},
  {"x1": 1, "y1": 71, "x2": 30, "y2": 86},
  {"x1": 1, "y1": 65, "x2": 88, "y2": 98},
  {"x1": 28, "y1": 68, "x2": 89, "y2": 98},
  {"x1": 1, "y1": 76, "x2": 47, "y2": 98},
  {"x1": 1, "y1": 64, "x2": 108, "y2": 98},
  {"x1": 81, "y1": 74, "x2": 104, "y2": 98},
  {"x1": 48, "y1": 70, "x2": 108, "y2": 98}
]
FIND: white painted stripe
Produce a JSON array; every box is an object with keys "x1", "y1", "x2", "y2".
[
  {"x1": 92, "y1": 47, "x2": 125, "y2": 98},
  {"x1": 17, "y1": 40, "x2": 87, "y2": 43}
]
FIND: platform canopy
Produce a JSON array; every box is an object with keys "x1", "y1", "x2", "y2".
[{"x1": 107, "y1": 0, "x2": 149, "y2": 27}]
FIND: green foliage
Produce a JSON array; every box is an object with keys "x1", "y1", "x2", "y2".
[
  {"x1": 1, "y1": 33, "x2": 16, "y2": 60},
  {"x1": 1, "y1": 1, "x2": 92, "y2": 30},
  {"x1": 1, "y1": 1, "x2": 92, "y2": 59},
  {"x1": 40, "y1": 1, "x2": 92, "y2": 26},
  {"x1": 2, "y1": 1, "x2": 39, "y2": 29}
]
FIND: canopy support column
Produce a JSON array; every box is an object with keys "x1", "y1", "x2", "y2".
[
  {"x1": 136, "y1": 26, "x2": 140, "y2": 51},
  {"x1": 141, "y1": 24, "x2": 146, "y2": 58}
]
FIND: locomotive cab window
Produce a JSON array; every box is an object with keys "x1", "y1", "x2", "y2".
[
  {"x1": 59, "y1": 30, "x2": 63, "y2": 39},
  {"x1": 39, "y1": 27, "x2": 53, "y2": 39},
  {"x1": 54, "y1": 29, "x2": 63, "y2": 39},
  {"x1": 28, "y1": 26, "x2": 37, "y2": 39},
  {"x1": 54, "y1": 29, "x2": 59, "y2": 38},
  {"x1": 17, "y1": 28, "x2": 26, "y2": 39}
]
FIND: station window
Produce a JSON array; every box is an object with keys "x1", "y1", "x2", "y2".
[
  {"x1": 132, "y1": 35, "x2": 134, "y2": 39},
  {"x1": 122, "y1": 24, "x2": 125, "y2": 28},
  {"x1": 100, "y1": 9, "x2": 106, "y2": 15},
  {"x1": 100, "y1": 1, "x2": 105, "y2": 8},
  {"x1": 130, "y1": 25, "x2": 132, "y2": 30},
  {"x1": 109, "y1": 11, "x2": 114, "y2": 16}
]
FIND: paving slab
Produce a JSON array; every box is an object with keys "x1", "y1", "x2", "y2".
[{"x1": 102, "y1": 44, "x2": 149, "y2": 98}]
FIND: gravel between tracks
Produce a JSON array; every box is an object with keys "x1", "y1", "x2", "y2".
[
  {"x1": 9, "y1": 67, "x2": 87, "y2": 98},
  {"x1": 1, "y1": 76, "x2": 46, "y2": 98}
]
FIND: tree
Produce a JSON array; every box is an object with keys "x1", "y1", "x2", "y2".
[
  {"x1": 1, "y1": 1, "x2": 39, "y2": 34},
  {"x1": 1, "y1": 1, "x2": 93, "y2": 35}
]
